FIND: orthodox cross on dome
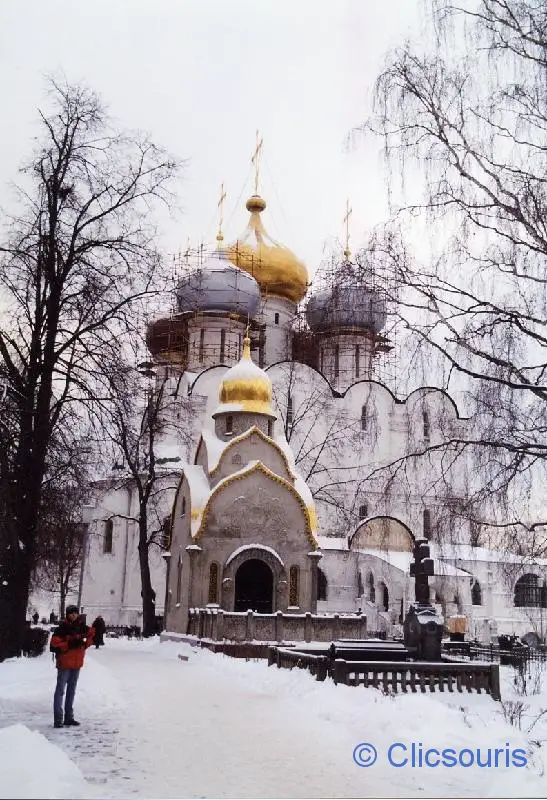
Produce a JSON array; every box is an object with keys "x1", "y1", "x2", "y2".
[
  {"x1": 184, "y1": 236, "x2": 191, "y2": 265},
  {"x1": 251, "y1": 130, "x2": 264, "y2": 195},
  {"x1": 343, "y1": 198, "x2": 352, "y2": 259},
  {"x1": 216, "y1": 182, "x2": 227, "y2": 244}
]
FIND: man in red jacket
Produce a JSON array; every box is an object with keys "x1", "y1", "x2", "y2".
[{"x1": 50, "y1": 606, "x2": 95, "y2": 728}]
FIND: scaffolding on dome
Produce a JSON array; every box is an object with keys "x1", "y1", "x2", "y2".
[
  {"x1": 292, "y1": 246, "x2": 399, "y2": 391},
  {"x1": 145, "y1": 239, "x2": 400, "y2": 392},
  {"x1": 146, "y1": 245, "x2": 264, "y2": 370}
]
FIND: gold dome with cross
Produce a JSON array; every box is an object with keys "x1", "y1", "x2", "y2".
[{"x1": 222, "y1": 133, "x2": 308, "y2": 304}]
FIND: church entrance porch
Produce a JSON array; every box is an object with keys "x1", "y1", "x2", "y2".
[{"x1": 234, "y1": 558, "x2": 273, "y2": 613}]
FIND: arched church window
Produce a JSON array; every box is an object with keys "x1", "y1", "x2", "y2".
[
  {"x1": 289, "y1": 565, "x2": 299, "y2": 606},
  {"x1": 176, "y1": 556, "x2": 183, "y2": 605},
  {"x1": 274, "y1": 312, "x2": 280, "y2": 325},
  {"x1": 380, "y1": 582, "x2": 389, "y2": 612},
  {"x1": 220, "y1": 329, "x2": 226, "y2": 362},
  {"x1": 368, "y1": 572, "x2": 375, "y2": 603},
  {"x1": 160, "y1": 517, "x2": 171, "y2": 549},
  {"x1": 103, "y1": 519, "x2": 113, "y2": 554},
  {"x1": 181, "y1": 496, "x2": 186, "y2": 517},
  {"x1": 226, "y1": 415, "x2": 233, "y2": 434},
  {"x1": 199, "y1": 329, "x2": 205, "y2": 363},
  {"x1": 423, "y1": 508, "x2": 432, "y2": 538},
  {"x1": 471, "y1": 580, "x2": 482, "y2": 606},
  {"x1": 208, "y1": 562, "x2": 219, "y2": 604},
  {"x1": 334, "y1": 345, "x2": 340, "y2": 379},
  {"x1": 514, "y1": 574, "x2": 544, "y2": 608},
  {"x1": 286, "y1": 396, "x2": 293, "y2": 437},
  {"x1": 267, "y1": 419, "x2": 273, "y2": 437},
  {"x1": 317, "y1": 568, "x2": 328, "y2": 601},
  {"x1": 231, "y1": 453, "x2": 241, "y2": 465},
  {"x1": 357, "y1": 571, "x2": 364, "y2": 597},
  {"x1": 355, "y1": 345, "x2": 360, "y2": 378},
  {"x1": 423, "y1": 410, "x2": 430, "y2": 441},
  {"x1": 359, "y1": 503, "x2": 368, "y2": 520},
  {"x1": 361, "y1": 405, "x2": 367, "y2": 431}
]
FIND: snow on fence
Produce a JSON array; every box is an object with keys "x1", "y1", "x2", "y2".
[
  {"x1": 268, "y1": 647, "x2": 501, "y2": 700},
  {"x1": 187, "y1": 607, "x2": 367, "y2": 643}
]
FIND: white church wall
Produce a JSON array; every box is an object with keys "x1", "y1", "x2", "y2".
[
  {"x1": 81, "y1": 477, "x2": 174, "y2": 627},
  {"x1": 316, "y1": 550, "x2": 360, "y2": 613},
  {"x1": 438, "y1": 551, "x2": 547, "y2": 641},
  {"x1": 261, "y1": 296, "x2": 294, "y2": 364}
]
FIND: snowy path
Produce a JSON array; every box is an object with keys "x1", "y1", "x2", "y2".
[
  {"x1": 75, "y1": 642, "x2": 381, "y2": 799},
  {"x1": 1, "y1": 637, "x2": 546, "y2": 798}
]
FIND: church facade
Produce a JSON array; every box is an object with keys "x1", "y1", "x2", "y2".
[{"x1": 80, "y1": 187, "x2": 547, "y2": 644}]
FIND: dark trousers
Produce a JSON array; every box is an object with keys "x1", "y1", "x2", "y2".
[{"x1": 54, "y1": 668, "x2": 80, "y2": 722}]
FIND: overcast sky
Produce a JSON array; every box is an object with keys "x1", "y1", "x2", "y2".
[{"x1": 0, "y1": 0, "x2": 423, "y2": 282}]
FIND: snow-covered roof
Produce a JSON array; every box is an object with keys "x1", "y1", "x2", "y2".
[
  {"x1": 274, "y1": 435, "x2": 317, "y2": 532},
  {"x1": 154, "y1": 441, "x2": 184, "y2": 471},
  {"x1": 212, "y1": 402, "x2": 248, "y2": 415},
  {"x1": 219, "y1": 355, "x2": 273, "y2": 385},
  {"x1": 435, "y1": 543, "x2": 547, "y2": 567},
  {"x1": 274, "y1": 434, "x2": 297, "y2": 470},
  {"x1": 182, "y1": 465, "x2": 211, "y2": 536},
  {"x1": 201, "y1": 429, "x2": 228, "y2": 472},
  {"x1": 316, "y1": 536, "x2": 349, "y2": 551},
  {"x1": 352, "y1": 547, "x2": 470, "y2": 578}
]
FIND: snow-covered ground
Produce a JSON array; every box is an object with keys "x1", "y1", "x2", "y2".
[{"x1": 0, "y1": 637, "x2": 546, "y2": 798}]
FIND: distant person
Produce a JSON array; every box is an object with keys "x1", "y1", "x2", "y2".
[
  {"x1": 32, "y1": 611, "x2": 39, "y2": 625},
  {"x1": 92, "y1": 615, "x2": 106, "y2": 649},
  {"x1": 49, "y1": 611, "x2": 56, "y2": 624},
  {"x1": 50, "y1": 606, "x2": 95, "y2": 729}
]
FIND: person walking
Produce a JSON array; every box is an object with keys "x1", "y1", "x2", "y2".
[
  {"x1": 91, "y1": 615, "x2": 106, "y2": 648},
  {"x1": 50, "y1": 606, "x2": 95, "y2": 729}
]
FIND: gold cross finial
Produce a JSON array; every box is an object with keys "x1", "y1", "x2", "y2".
[
  {"x1": 216, "y1": 182, "x2": 227, "y2": 244},
  {"x1": 251, "y1": 130, "x2": 263, "y2": 195},
  {"x1": 343, "y1": 198, "x2": 352, "y2": 259}
]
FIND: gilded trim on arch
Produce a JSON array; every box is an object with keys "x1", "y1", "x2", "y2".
[
  {"x1": 209, "y1": 425, "x2": 296, "y2": 479},
  {"x1": 194, "y1": 461, "x2": 318, "y2": 550}
]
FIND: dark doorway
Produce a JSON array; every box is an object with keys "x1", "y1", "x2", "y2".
[{"x1": 234, "y1": 559, "x2": 273, "y2": 613}]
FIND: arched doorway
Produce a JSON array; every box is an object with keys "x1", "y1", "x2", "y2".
[{"x1": 234, "y1": 558, "x2": 273, "y2": 613}]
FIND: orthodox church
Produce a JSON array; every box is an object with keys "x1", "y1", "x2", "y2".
[{"x1": 80, "y1": 174, "x2": 547, "y2": 644}]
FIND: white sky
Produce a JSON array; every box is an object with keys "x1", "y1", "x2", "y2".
[{"x1": 0, "y1": 0, "x2": 423, "y2": 282}]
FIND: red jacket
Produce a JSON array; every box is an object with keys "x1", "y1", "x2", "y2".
[{"x1": 50, "y1": 617, "x2": 95, "y2": 669}]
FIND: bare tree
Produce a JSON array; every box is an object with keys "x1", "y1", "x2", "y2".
[
  {"x1": 33, "y1": 482, "x2": 88, "y2": 619},
  {"x1": 358, "y1": 0, "x2": 547, "y2": 531},
  {"x1": 101, "y1": 359, "x2": 194, "y2": 636},
  {"x1": 0, "y1": 80, "x2": 180, "y2": 659},
  {"x1": 270, "y1": 360, "x2": 375, "y2": 532}
]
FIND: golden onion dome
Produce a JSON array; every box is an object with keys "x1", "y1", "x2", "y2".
[
  {"x1": 222, "y1": 194, "x2": 308, "y2": 304},
  {"x1": 213, "y1": 334, "x2": 276, "y2": 418}
]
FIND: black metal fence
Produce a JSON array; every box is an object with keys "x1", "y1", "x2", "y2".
[
  {"x1": 105, "y1": 625, "x2": 142, "y2": 639},
  {"x1": 267, "y1": 646, "x2": 501, "y2": 700},
  {"x1": 442, "y1": 642, "x2": 547, "y2": 666}
]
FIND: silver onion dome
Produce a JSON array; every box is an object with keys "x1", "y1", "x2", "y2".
[
  {"x1": 176, "y1": 251, "x2": 261, "y2": 317},
  {"x1": 305, "y1": 269, "x2": 387, "y2": 335}
]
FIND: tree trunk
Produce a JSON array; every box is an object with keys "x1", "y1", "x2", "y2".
[
  {"x1": 138, "y1": 516, "x2": 156, "y2": 637},
  {"x1": 0, "y1": 458, "x2": 41, "y2": 660},
  {"x1": 0, "y1": 549, "x2": 32, "y2": 661}
]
